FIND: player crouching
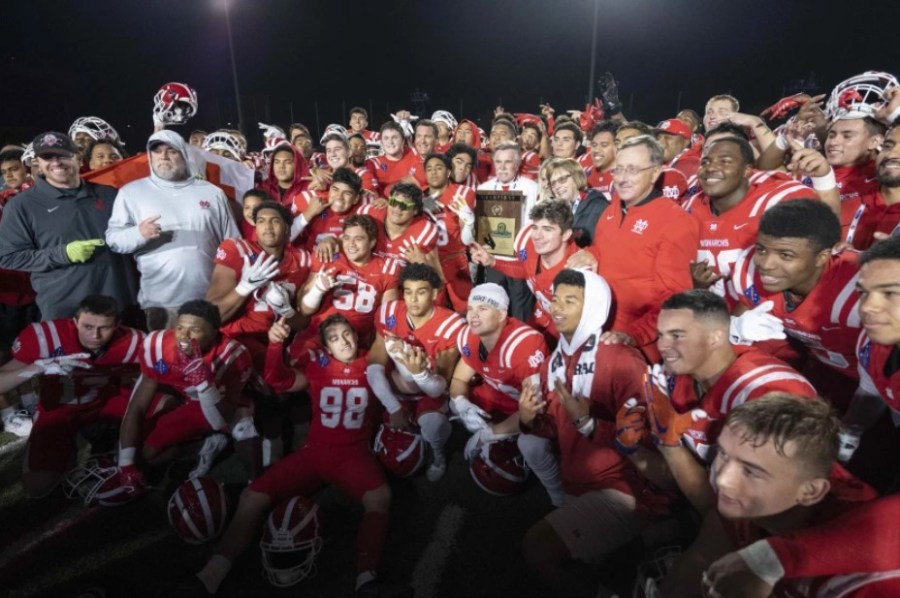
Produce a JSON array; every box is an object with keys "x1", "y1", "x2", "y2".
[{"x1": 192, "y1": 314, "x2": 407, "y2": 596}]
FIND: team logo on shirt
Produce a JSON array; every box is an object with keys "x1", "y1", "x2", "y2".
[
  {"x1": 378, "y1": 162, "x2": 388, "y2": 172},
  {"x1": 743, "y1": 285, "x2": 761, "y2": 305},
  {"x1": 462, "y1": 345, "x2": 471, "y2": 358},
  {"x1": 199, "y1": 200, "x2": 211, "y2": 210},
  {"x1": 709, "y1": 223, "x2": 718, "y2": 231},
  {"x1": 631, "y1": 219, "x2": 649, "y2": 234},
  {"x1": 94, "y1": 198, "x2": 107, "y2": 212},
  {"x1": 154, "y1": 359, "x2": 169, "y2": 375},
  {"x1": 662, "y1": 186, "x2": 680, "y2": 199},
  {"x1": 518, "y1": 248, "x2": 528, "y2": 262},
  {"x1": 386, "y1": 315, "x2": 397, "y2": 330},
  {"x1": 216, "y1": 248, "x2": 226, "y2": 260},
  {"x1": 858, "y1": 340, "x2": 871, "y2": 368},
  {"x1": 51, "y1": 347, "x2": 65, "y2": 357},
  {"x1": 318, "y1": 353, "x2": 331, "y2": 367}
]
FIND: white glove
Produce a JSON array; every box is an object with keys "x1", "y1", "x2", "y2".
[
  {"x1": 258, "y1": 122, "x2": 286, "y2": 140},
  {"x1": 390, "y1": 113, "x2": 418, "y2": 137},
  {"x1": 22, "y1": 353, "x2": 93, "y2": 378},
  {"x1": 450, "y1": 396, "x2": 491, "y2": 433},
  {"x1": 235, "y1": 253, "x2": 280, "y2": 297},
  {"x1": 261, "y1": 283, "x2": 296, "y2": 319},
  {"x1": 729, "y1": 301, "x2": 785, "y2": 345}
]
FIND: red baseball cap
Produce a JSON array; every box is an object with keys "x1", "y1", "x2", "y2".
[{"x1": 653, "y1": 118, "x2": 692, "y2": 140}]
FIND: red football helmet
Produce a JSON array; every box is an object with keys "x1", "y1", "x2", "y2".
[
  {"x1": 167, "y1": 476, "x2": 228, "y2": 544},
  {"x1": 260, "y1": 496, "x2": 322, "y2": 588},
  {"x1": 373, "y1": 424, "x2": 426, "y2": 478},
  {"x1": 63, "y1": 455, "x2": 140, "y2": 507},
  {"x1": 469, "y1": 438, "x2": 530, "y2": 496},
  {"x1": 153, "y1": 82, "x2": 199, "y2": 125}
]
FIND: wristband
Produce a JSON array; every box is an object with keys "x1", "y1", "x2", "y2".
[
  {"x1": 301, "y1": 286, "x2": 326, "y2": 310},
  {"x1": 886, "y1": 106, "x2": 900, "y2": 126},
  {"x1": 289, "y1": 213, "x2": 309, "y2": 242},
  {"x1": 737, "y1": 541, "x2": 785, "y2": 586},
  {"x1": 811, "y1": 170, "x2": 837, "y2": 191},
  {"x1": 411, "y1": 368, "x2": 448, "y2": 398},
  {"x1": 235, "y1": 282, "x2": 253, "y2": 297},
  {"x1": 118, "y1": 446, "x2": 136, "y2": 467},
  {"x1": 577, "y1": 417, "x2": 596, "y2": 438}
]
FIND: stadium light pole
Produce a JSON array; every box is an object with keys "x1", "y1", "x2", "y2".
[
  {"x1": 221, "y1": 0, "x2": 244, "y2": 134},
  {"x1": 587, "y1": 0, "x2": 600, "y2": 103}
]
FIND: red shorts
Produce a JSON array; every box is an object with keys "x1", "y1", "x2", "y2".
[
  {"x1": 26, "y1": 389, "x2": 131, "y2": 473},
  {"x1": 143, "y1": 399, "x2": 216, "y2": 453},
  {"x1": 250, "y1": 441, "x2": 385, "y2": 503}
]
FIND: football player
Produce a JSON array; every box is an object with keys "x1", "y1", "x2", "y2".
[
  {"x1": 348, "y1": 106, "x2": 381, "y2": 144},
  {"x1": 623, "y1": 291, "x2": 816, "y2": 514},
  {"x1": 358, "y1": 182, "x2": 440, "y2": 266},
  {"x1": 0, "y1": 295, "x2": 142, "y2": 497},
  {"x1": 662, "y1": 394, "x2": 900, "y2": 597},
  {"x1": 685, "y1": 136, "x2": 817, "y2": 295},
  {"x1": 584, "y1": 121, "x2": 618, "y2": 194},
  {"x1": 729, "y1": 200, "x2": 861, "y2": 410},
  {"x1": 843, "y1": 124, "x2": 900, "y2": 249},
  {"x1": 447, "y1": 284, "x2": 561, "y2": 503},
  {"x1": 116, "y1": 300, "x2": 253, "y2": 496},
  {"x1": 422, "y1": 153, "x2": 476, "y2": 311},
  {"x1": 367, "y1": 264, "x2": 465, "y2": 481},
  {"x1": 290, "y1": 167, "x2": 365, "y2": 252},
  {"x1": 470, "y1": 200, "x2": 580, "y2": 337},
  {"x1": 365, "y1": 121, "x2": 426, "y2": 196},
  {"x1": 259, "y1": 141, "x2": 309, "y2": 208},
  {"x1": 295, "y1": 214, "x2": 401, "y2": 352},
  {"x1": 194, "y1": 314, "x2": 398, "y2": 597},
  {"x1": 519, "y1": 270, "x2": 667, "y2": 594}
]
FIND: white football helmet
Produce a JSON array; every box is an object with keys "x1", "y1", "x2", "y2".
[
  {"x1": 202, "y1": 131, "x2": 244, "y2": 161},
  {"x1": 320, "y1": 123, "x2": 349, "y2": 145},
  {"x1": 69, "y1": 116, "x2": 121, "y2": 144},
  {"x1": 260, "y1": 496, "x2": 323, "y2": 587},
  {"x1": 825, "y1": 71, "x2": 899, "y2": 121},
  {"x1": 21, "y1": 143, "x2": 35, "y2": 167},
  {"x1": 431, "y1": 110, "x2": 458, "y2": 131},
  {"x1": 153, "y1": 82, "x2": 199, "y2": 125}
]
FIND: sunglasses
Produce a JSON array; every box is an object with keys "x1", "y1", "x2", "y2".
[{"x1": 388, "y1": 197, "x2": 416, "y2": 211}]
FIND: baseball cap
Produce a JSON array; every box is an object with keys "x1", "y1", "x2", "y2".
[
  {"x1": 653, "y1": 118, "x2": 692, "y2": 140},
  {"x1": 32, "y1": 132, "x2": 78, "y2": 158},
  {"x1": 468, "y1": 283, "x2": 510, "y2": 312}
]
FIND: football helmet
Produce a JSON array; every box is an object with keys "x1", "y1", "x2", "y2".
[
  {"x1": 469, "y1": 438, "x2": 530, "y2": 496},
  {"x1": 202, "y1": 131, "x2": 244, "y2": 161},
  {"x1": 431, "y1": 110, "x2": 458, "y2": 131},
  {"x1": 366, "y1": 140, "x2": 384, "y2": 159},
  {"x1": 373, "y1": 424, "x2": 426, "y2": 478},
  {"x1": 21, "y1": 143, "x2": 34, "y2": 167},
  {"x1": 825, "y1": 71, "x2": 899, "y2": 121},
  {"x1": 68, "y1": 116, "x2": 121, "y2": 144},
  {"x1": 260, "y1": 496, "x2": 322, "y2": 588},
  {"x1": 633, "y1": 546, "x2": 682, "y2": 598},
  {"x1": 153, "y1": 82, "x2": 198, "y2": 125},
  {"x1": 167, "y1": 476, "x2": 228, "y2": 544},
  {"x1": 262, "y1": 135, "x2": 291, "y2": 157},
  {"x1": 320, "y1": 123, "x2": 349, "y2": 144},
  {"x1": 63, "y1": 454, "x2": 139, "y2": 506}
]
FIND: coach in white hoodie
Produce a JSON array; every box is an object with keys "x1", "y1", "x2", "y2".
[{"x1": 106, "y1": 130, "x2": 240, "y2": 329}]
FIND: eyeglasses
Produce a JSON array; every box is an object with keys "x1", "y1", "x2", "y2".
[
  {"x1": 388, "y1": 197, "x2": 415, "y2": 211},
  {"x1": 549, "y1": 173, "x2": 573, "y2": 188},
  {"x1": 610, "y1": 165, "x2": 656, "y2": 178}
]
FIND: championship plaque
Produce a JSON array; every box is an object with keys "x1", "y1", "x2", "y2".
[{"x1": 474, "y1": 190, "x2": 524, "y2": 257}]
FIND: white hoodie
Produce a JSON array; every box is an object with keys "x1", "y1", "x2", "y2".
[{"x1": 106, "y1": 130, "x2": 240, "y2": 308}]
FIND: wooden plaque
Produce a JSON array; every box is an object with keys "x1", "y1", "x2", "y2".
[{"x1": 474, "y1": 190, "x2": 524, "y2": 257}]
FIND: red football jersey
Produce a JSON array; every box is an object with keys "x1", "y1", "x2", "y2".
[
  {"x1": 729, "y1": 249, "x2": 862, "y2": 378},
  {"x1": 857, "y1": 332, "x2": 900, "y2": 418},
  {"x1": 844, "y1": 190, "x2": 900, "y2": 251},
  {"x1": 585, "y1": 168, "x2": 614, "y2": 195},
  {"x1": 291, "y1": 349, "x2": 379, "y2": 447},
  {"x1": 365, "y1": 148, "x2": 427, "y2": 196},
  {"x1": 664, "y1": 348, "x2": 817, "y2": 461},
  {"x1": 493, "y1": 227, "x2": 579, "y2": 336},
  {"x1": 669, "y1": 147, "x2": 701, "y2": 181},
  {"x1": 296, "y1": 252, "x2": 402, "y2": 351},
  {"x1": 531, "y1": 337, "x2": 660, "y2": 502},
  {"x1": 358, "y1": 204, "x2": 439, "y2": 264},
  {"x1": 457, "y1": 318, "x2": 549, "y2": 417},
  {"x1": 429, "y1": 184, "x2": 476, "y2": 256},
  {"x1": 834, "y1": 162, "x2": 880, "y2": 243},
  {"x1": 684, "y1": 171, "x2": 816, "y2": 296},
  {"x1": 140, "y1": 329, "x2": 252, "y2": 401},
  {"x1": 12, "y1": 319, "x2": 143, "y2": 408},
  {"x1": 520, "y1": 151, "x2": 541, "y2": 181},
  {"x1": 214, "y1": 238, "x2": 313, "y2": 336},
  {"x1": 375, "y1": 300, "x2": 466, "y2": 363}
]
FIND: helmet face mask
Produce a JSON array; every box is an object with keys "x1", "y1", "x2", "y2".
[
  {"x1": 202, "y1": 131, "x2": 244, "y2": 161},
  {"x1": 63, "y1": 454, "x2": 136, "y2": 506},
  {"x1": 320, "y1": 124, "x2": 349, "y2": 145},
  {"x1": 826, "y1": 71, "x2": 899, "y2": 121},
  {"x1": 69, "y1": 116, "x2": 121, "y2": 144},
  {"x1": 154, "y1": 82, "x2": 199, "y2": 125},
  {"x1": 260, "y1": 496, "x2": 323, "y2": 587}
]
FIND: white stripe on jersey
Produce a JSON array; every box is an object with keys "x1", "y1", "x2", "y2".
[
  {"x1": 816, "y1": 570, "x2": 900, "y2": 598},
  {"x1": 728, "y1": 246, "x2": 755, "y2": 302},
  {"x1": 514, "y1": 226, "x2": 531, "y2": 254},
  {"x1": 123, "y1": 329, "x2": 141, "y2": 364},
  {"x1": 153, "y1": 331, "x2": 165, "y2": 366},
  {"x1": 379, "y1": 300, "x2": 398, "y2": 327},
  {"x1": 831, "y1": 272, "x2": 861, "y2": 325},
  {"x1": 33, "y1": 323, "x2": 49, "y2": 357},
  {"x1": 381, "y1": 258, "x2": 400, "y2": 275},
  {"x1": 435, "y1": 313, "x2": 466, "y2": 340},
  {"x1": 232, "y1": 238, "x2": 255, "y2": 259},
  {"x1": 500, "y1": 326, "x2": 541, "y2": 369},
  {"x1": 458, "y1": 325, "x2": 472, "y2": 353},
  {"x1": 728, "y1": 370, "x2": 814, "y2": 412},
  {"x1": 415, "y1": 222, "x2": 438, "y2": 247},
  {"x1": 720, "y1": 364, "x2": 794, "y2": 413},
  {"x1": 46, "y1": 321, "x2": 62, "y2": 352}
]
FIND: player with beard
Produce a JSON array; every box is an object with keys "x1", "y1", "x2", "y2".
[
  {"x1": 446, "y1": 143, "x2": 479, "y2": 187},
  {"x1": 844, "y1": 125, "x2": 900, "y2": 248},
  {"x1": 685, "y1": 136, "x2": 816, "y2": 295},
  {"x1": 519, "y1": 270, "x2": 667, "y2": 595}
]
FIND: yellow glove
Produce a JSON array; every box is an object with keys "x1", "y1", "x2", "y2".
[{"x1": 65, "y1": 239, "x2": 105, "y2": 263}]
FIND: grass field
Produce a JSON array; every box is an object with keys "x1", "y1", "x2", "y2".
[{"x1": 0, "y1": 426, "x2": 658, "y2": 598}]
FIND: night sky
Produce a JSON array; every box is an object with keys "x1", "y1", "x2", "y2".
[{"x1": 2, "y1": 0, "x2": 898, "y2": 149}]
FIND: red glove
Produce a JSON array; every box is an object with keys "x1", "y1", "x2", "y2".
[
  {"x1": 119, "y1": 464, "x2": 146, "y2": 495},
  {"x1": 614, "y1": 398, "x2": 647, "y2": 455},
  {"x1": 645, "y1": 366, "x2": 708, "y2": 448}
]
